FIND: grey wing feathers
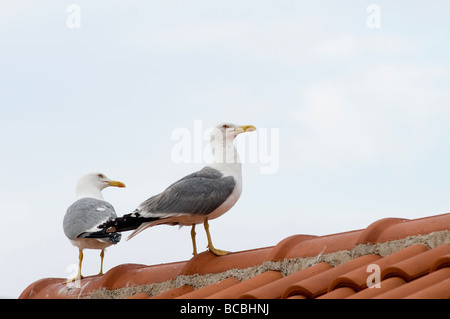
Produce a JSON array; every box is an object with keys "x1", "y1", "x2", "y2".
[
  {"x1": 63, "y1": 198, "x2": 118, "y2": 240},
  {"x1": 138, "y1": 167, "x2": 236, "y2": 217}
]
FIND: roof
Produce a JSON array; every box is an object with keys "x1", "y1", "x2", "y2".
[{"x1": 19, "y1": 213, "x2": 450, "y2": 299}]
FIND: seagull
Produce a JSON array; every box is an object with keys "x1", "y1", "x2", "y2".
[
  {"x1": 100, "y1": 123, "x2": 256, "y2": 256},
  {"x1": 63, "y1": 172, "x2": 125, "y2": 282}
]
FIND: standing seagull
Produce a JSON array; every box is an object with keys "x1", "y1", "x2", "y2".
[
  {"x1": 63, "y1": 173, "x2": 125, "y2": 282},
  {"x1": 100, "y1": 123, "x2": 256, "y2": 256}
]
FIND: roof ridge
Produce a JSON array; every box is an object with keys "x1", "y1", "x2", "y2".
[{"x1": 85, "y1": 229, "x2": 450, "y2": 299}]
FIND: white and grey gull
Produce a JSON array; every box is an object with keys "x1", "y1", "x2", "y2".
[
  {"x1": 99, "y1": 123, "x2": 256, "y2": 256},
  {"x1": 63, "y1": 172, "x2": 125, "y2": 282}
]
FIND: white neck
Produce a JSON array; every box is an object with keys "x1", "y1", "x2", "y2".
[
  {"x1": 209, "y1": 134, "x2": 242, "y2": 177},
  {"x1": 210, "y1": 132, "x2": 242, "y2": 162},
  {"x1": 76, "y1": 184, "x2": 104, "y2": 201}
]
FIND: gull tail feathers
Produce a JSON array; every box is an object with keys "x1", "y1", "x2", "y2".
[
  {"x1": 98, "y1": 210, "x2": 159, "y2": 234},
  {"x1": 127, "y1": 222, "x2": 154, "y2": 241},
  {"x1": 127, "y1": 218, "x2": 169, "y2": 240}
]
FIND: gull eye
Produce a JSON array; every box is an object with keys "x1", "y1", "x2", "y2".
[
  {"x1": 222, "y1": 124, "x2": 229, "y2": 129},
  {"x1": 97, "y1": 174, "x2": 105, "y2": 179}
]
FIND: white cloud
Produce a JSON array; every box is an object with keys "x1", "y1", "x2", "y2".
[
  {"x1": 130, "y1": 18, "x2": 417, "y2": 66},
  {"x1": 291, "y1": 63, "x2": 450, "y2": 169},
  {"x1": 317, "y1": 35, "x2": 359, "y2": 57},
  {"x1": 362, "y1": 34, "x2": 416, "y2": 55},
  {"x1": 316, "y1": 33, "x2": 416, "y2": 59},
  {"x1": 139, "y1": 21, "x2": 252, "y2": 48},
  {"x1": 129, "y1": 18, "x2": 327, "y2": 65}
]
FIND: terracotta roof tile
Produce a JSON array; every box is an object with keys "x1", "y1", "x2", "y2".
[
  {"x1": 266, "y1": 235, "x2": 317, "y2": 261},
  {"x1": 374, "y1": 267, "x2": 450, "y2": 299},
  {"x1": 175, "y1": 277, "x2": 240, "y2": 299},
  {"x1": 284, "y1": 230, "x2": 363, "y2": 259},
  {"x1": 180, "y1": 247, "x2": 272, "y2": 276},
  {"x1": 382, "y1": 244, "x2": 450, "y2": 281},
  {"x1": 96, "y1": 263, "x2": 149, "y2": 290},
  {"x1": 376, "y1": 214, "x2": 450, "y2": 243},
  {"x1": 150, "y1": 285, "x2": 195, "y2": 299},
  {"x1": 355, "y1": 218, "x2": 409, "y2": 244},
  {"x1": 431, "y1": 253, "x2": 450, "y2": 271},
  {"x1": 347, "y1": 277, "x2": 407, "y2": 299},
  {"x1": 317, "y1": 286, "x2": 356, "y2": 299},
  {"x1": 206, "y1": 270, "x2": 283, "y2": 299},
  {"x1": 240, "y1": 262, "x2": 333, "y2": 299},
  {"x1": 282, "y1": 254, "x2": 381, "y2": 299},
  {"x1": 19, "y1": 212, "x2": 450, "y2": 299},
  {"x1": 405, "y1": 278, "x2": 450, "y2": 299},
  {"x1": 286, "y1": 294, "x2": 307, "y2": 299},
  {"x1": 123, "y1": 261, "x2": 186, "y2": 288},
  {"x1": 125, "y1": 292, "x2": 151, "y2": 299},
  {"x1": 329, "y1": 244, "x2": 429, "y2": 291}
]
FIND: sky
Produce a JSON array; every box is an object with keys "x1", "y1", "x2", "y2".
[{"x1": 1, "y1": 0, "x2": 450, "y2": 298}]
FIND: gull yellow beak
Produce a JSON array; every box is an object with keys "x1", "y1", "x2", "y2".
[
  {"x1": 107, "y1": 180, "x2": 126, "y2": 188},
  {"x1": 239, "y1": 125, "x2": 256, "y2": 132}
]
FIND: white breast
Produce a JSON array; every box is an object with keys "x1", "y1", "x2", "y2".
[{"x1": 207, "y1": 180, "x2": 242, "y2": 221}]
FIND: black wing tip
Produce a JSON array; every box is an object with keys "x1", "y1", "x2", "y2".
[
  {"x1": 108, "y1": 232, "x2": 121, "y2": 244},
  {"x1": 97, "y1": 211, "x2": 159, "y2": 233},
  {"x1": 79, "y1": 231, "x2": 122, "y2": 244}
]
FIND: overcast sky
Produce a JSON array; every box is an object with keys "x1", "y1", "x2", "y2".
[{"x1": 1, "y1": 0, "x2": 450, "y2": 298}]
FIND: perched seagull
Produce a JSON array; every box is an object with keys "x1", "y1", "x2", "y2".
[
  {"x1": 100, "y1": 123, "x2": 256, "y2": 256},
  {"x1": 63, "y1": 172, "x2": 125, "y2": 282}
]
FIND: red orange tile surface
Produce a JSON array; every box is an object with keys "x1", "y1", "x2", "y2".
[{"x1": 19, "y1": 213, "x2": 450, "y2": 299}]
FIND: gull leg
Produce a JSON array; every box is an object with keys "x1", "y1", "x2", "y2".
[
  {"x1": 75, "y1": 249, "x2": 84, "y2": 280},
  {"x1": 63, "y1": 249, "x2": 84, "y2": 284},
  {"x1": 98, "y1": 249, "x2": 105, "y2": 275},
  {"x1": 77, "y1": 249, "x2": 84, "y2": 280},
  {"x1": 203, "y1": 218, "x2": 228, "y2": 256},
  {"x1": 191, "y1": 224, "x2": 198, "y2": 256}
]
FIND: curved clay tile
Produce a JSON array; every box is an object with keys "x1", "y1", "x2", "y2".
[
  {"x1": 376, "y1": 214, "x2": 450, "y2": 243},
  {"x1": 206, "y1": 270, "x2": 283, "y2": 299},
  {"x1": 329, "y1": 243, "x2": 429, "y2": 291},
  {"x1": 285, "y1": 230, "x2": 364, "y2": 259},
  {"x1": 382, "y1": 244, "x2": 450, "y2": 281},
  {"x1": 317, "y1": 287, "x2": 356, "y2": 299},
  {"x1": 104, "y1": 261, "x2": 187, "y2": 290},
  {"x1": 19, "y1": 278, "x2": 66, "y2": 299},
  {"x1": 430, "y1": 253, "x2": 450, "y2": 272},
  {"x1": 240, "y1": 262, "x2": 332, "y2": 299},
  {"x1": 404, "y1": 278, "x2": 450, "y2": 299},
  {"x1": 180, "y1": 248, "x2": 272, "y2": 276},
  {"x1": 282, "y1": 254, "x2": 381, "y2": 299},
  {"x1": 346, "y1": 277, "x2": 406, "y2": 299},
  {"x1": 175, "y1": 277, "x2": 240, "y2": 299},
  {"x1": 375, "y1": 267, "x2": 450, "y2": 299},
  {"x1": 356, "y1": 218, "x2": 409, "y2": 244},
  {"x1": 267, "y1": 234, "x2": 318, "y2": 261},
  {"x1": 19, "y1": 212, "x2": 450, "y2": 299},
  {"x1": 96, "y1": 263, "x2": 149, "y2": 290},
  {"x1": 20, "y1": 275, "x2": 105, "y2": 299}
]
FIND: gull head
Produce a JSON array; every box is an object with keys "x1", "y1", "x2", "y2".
[
  {"x1": 212, "y1": 123, "x2": 257, "y2": 143},
  {"x1": 76, "y1": 172, "x2": 125, "y2": 200},
  {"x1": 209, "y1": 123, "x2": 257, "y2": 164}
]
